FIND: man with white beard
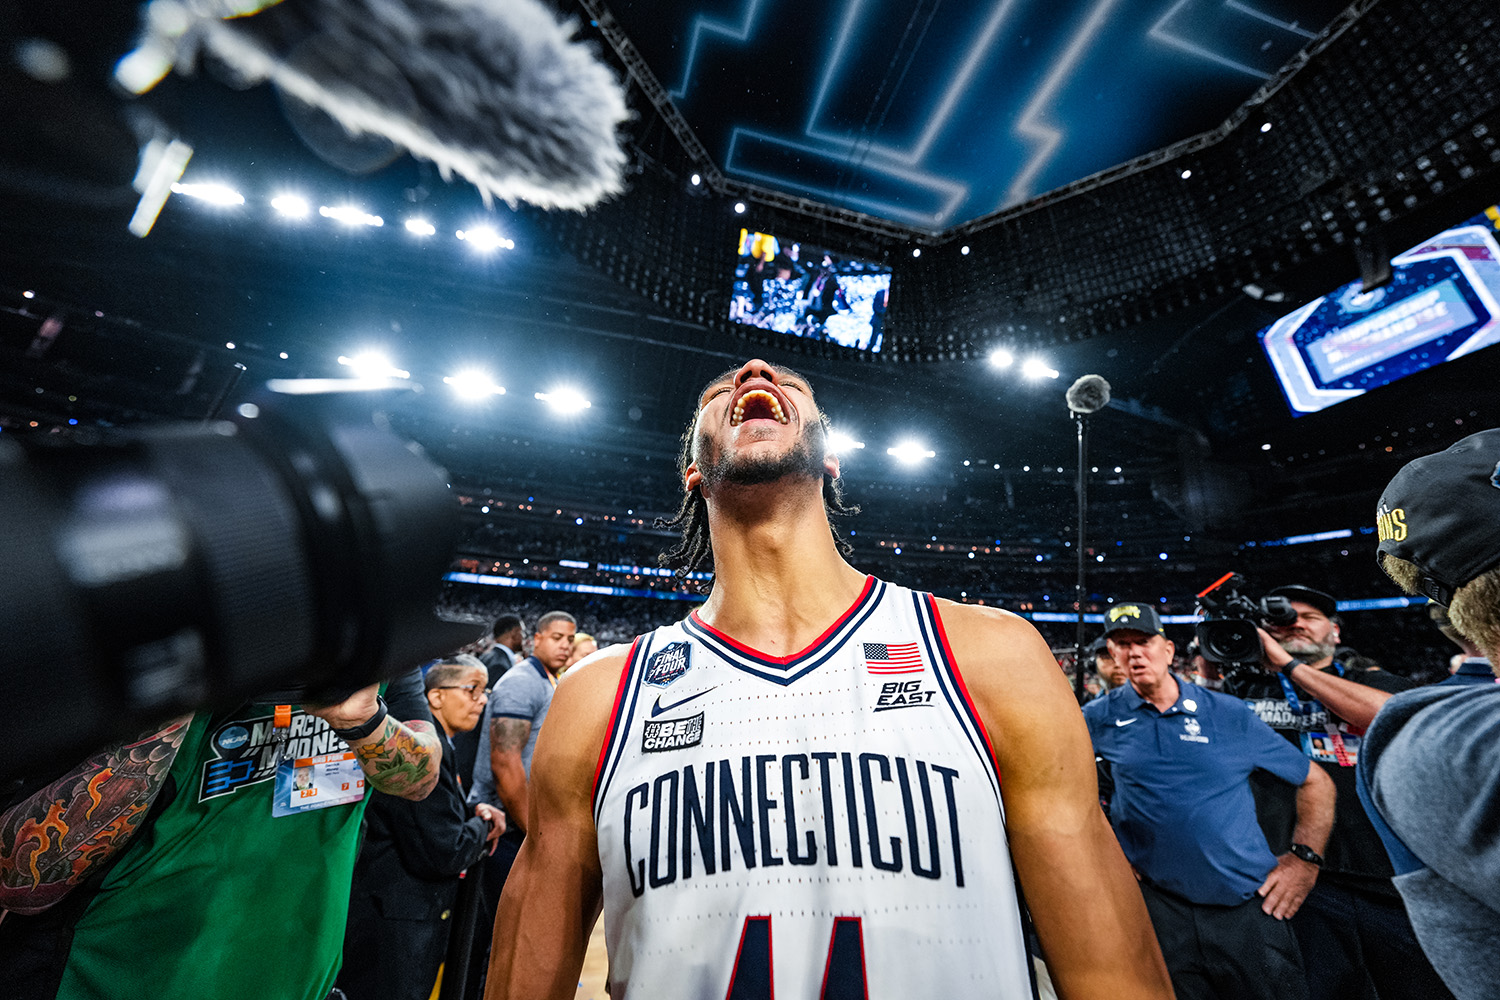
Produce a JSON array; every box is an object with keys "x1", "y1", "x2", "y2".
[{"x1": 1223, "y1": 584, "x2": 1453, "y2": 999}]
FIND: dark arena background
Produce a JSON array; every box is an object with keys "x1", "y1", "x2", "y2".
[{"x1": 5, "y1": 0, "x2": 1500, "y2": 686}]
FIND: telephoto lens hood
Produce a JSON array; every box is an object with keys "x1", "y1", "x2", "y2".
[{"x1": 0, "y1": 379, "x2": 468, "y2": 781}]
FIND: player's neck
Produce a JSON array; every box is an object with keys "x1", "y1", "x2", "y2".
[{"x1": 697, "y1": 492, "x2": 867, "y2": 655}]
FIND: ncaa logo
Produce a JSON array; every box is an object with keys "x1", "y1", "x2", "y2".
[
  {"x1": 645, "y1": 641, "x2": 692, "y2": 687},
  {"x1": 217, "y1": 725, "x2": 250, "y2": 751}
]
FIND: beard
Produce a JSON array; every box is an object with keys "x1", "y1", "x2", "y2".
[
  {"x1": 1277, "y1": 634, "x2": 1337, "y2": 661},
  {"x1": 697, "y1": 420, "x2": 826, "y2": 490}
]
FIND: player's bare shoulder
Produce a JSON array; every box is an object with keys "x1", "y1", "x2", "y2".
[
  {"x1": 929, "y1": 598, "x2": 1071, "y2": 702},
  {"x1": 542, "y1": 643, "x2": 633, "y2": 763}
]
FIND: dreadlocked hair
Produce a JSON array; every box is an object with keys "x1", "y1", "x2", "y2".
[{"x1": 657, "y1": 408, "x2": 860, "y2": 593}]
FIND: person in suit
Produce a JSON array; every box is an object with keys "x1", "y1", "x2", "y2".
[{"x1": 336, "y1": 659, "x2": 504, "y2": 1000}]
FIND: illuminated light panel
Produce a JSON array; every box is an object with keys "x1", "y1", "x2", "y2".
[
  {"x1": 171, "y1": 182, "x2": 244, "y2": 206},
  {"x1": 271, "y1": 194, "x2": 310, "y2": 219},
  {"x1": 825, "y1": 429, "x2": 865, "y2": 455},
  {"x1": 320, "y1": 204, "x2": 384, "y2": 227},
  {"x1": 337, "y1": 352, "x2": 410, "y2": 379},
  {"x1": 1021, "y1": 357, "x2": 1060, "y2": 379},
  {"x1": 456, "y1": 226, "x2": 514, "y2": 251},
  {"x1": 535, "y1": 388, "x2": 591, "y2": 413},
  {"x1": 887, "y1": 441, "x2": 935, "y2": 464},
  {"x1": 404, "y1": 218, "x2": 437, "y2": 237},
  {"x1": 443, "y1": 371, "x2": 506, "y2": 399},
  {"x1": 989, "y1": 347, "x2": 1014, "y2": 369}
]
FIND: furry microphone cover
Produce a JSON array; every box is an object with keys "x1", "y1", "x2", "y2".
[{"x1": 133, "y1": 0, "x2": 630, "y2": 211}]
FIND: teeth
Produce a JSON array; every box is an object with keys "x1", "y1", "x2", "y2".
[{"x1": 730, "y1": 389, "x2": 788, "y2": 427}]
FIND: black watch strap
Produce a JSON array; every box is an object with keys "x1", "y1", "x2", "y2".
[
  {"x1": 333, "y1": 696, "x2": 389, "y2": 742},
  {"x1": 1289, "y1": 843, "x2": 1324, "y2": 867}
]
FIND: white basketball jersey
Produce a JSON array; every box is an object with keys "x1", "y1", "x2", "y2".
[{"x1": 593, "y1": 577, "x2": 1036, "y2": 999}]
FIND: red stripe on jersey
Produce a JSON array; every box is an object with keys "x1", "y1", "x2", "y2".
[
  {"x1": 691, "y1": 575, "x2": 875, "y2": 665},
  {"x1": 591, "y1": 637, "x2": 641, "y2": 800},
  {"x1": 927, "y1": 595, "x2": 1003, "y2": 785}
]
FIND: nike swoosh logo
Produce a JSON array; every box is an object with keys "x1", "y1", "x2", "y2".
[
  {"x1": 650, "y1": 687, "x2": 719, "y2": 718},
  {"x1": 1115, "y1": 718, "x2": 1138, "y2": 727}
]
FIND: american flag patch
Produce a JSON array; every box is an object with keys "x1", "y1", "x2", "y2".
[{"x1": 863, "y1": 642, "x2": 924, "y2": 674}]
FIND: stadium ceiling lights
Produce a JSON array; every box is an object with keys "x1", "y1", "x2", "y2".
[
  {"x1": 443, "y1": 371, "x2": 506, "y2": 399},
  {"x1": 1021, "y1": 357, "x2": 1060, "y2": 380},
  {"x1": 988, "y1": 347, "x2": 1014, "y2": 369},
  {"x1": 535, "y1": 388, "x2": 591, "y2": 413},
  {"x1": 320, "y1": 204, "x2": 383, "y2": 227},
  {"x1": 171, "y1": 182, "x2": 244, "y2": 206},
  {"x1": 825, "y1": 429, "x2": 865, "y2": 455},
  {"x1": 457, "y1": 226, "x2": 514, "y2": 251},
  {"x1": 270, "y1": 194, "x2": 310, "y2": 219},
  {"x1": 404, "y1": 218, "x2": 437, "y2": 237},
  {"x1": 337, "y1": 352, "x2": 409, "y2": 379},
  {"x1": 887, "y1": 440, "x2": 935, "y2": 465}
]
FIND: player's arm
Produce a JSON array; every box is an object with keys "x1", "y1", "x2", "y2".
[
  {"x1": 0, "y1": 714, "x2": 192, "y2": 914},
  {"x1": 490, "y1": 718, "x2": 533, "y2": 834},
  {"x1": 936, "y1": 600, "x2": 1172, "y2": 1000},
  {"x1": 311, "y1": 683, "x2": 441, "y2": 800},
  {"x1": 485, "y1": 646, "x2": 627, "y2": 1000}
]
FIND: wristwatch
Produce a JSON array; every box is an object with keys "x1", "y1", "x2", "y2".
[{"x1": 1289, "y1": 843, "x2": 1324, "y2": 867}]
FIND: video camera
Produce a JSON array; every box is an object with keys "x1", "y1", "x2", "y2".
[
  {"x1": 0, "y1": 380, "x2": 468, "y2": 782},
  {"x1": 1194, "y1": 572, "x2": 1298, "y2": 670}
]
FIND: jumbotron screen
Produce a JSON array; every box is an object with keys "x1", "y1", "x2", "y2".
[
  {"x1": 1260, "y1": 206, "x2": 1500, "y2": 416},
  {"x1": 730, "y1": 229, "x2": 892, "y2": 352}
]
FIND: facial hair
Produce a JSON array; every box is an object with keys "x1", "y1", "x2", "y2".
[
  {"x1": 1277, "y1": 635, "x2": 1337, "y2": 661},
  {"x1": 698, "y1": 418, "x2": 827, "y2": 489}
]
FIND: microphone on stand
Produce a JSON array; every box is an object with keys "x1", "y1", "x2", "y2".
[{"x1": 1066, "y1": 375, "x2": 1111, "y2": 702}]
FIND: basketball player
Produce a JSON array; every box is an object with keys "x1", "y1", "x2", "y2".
[{"x1": 485, "y1": 360, "x2": 1171, "y2": 998}]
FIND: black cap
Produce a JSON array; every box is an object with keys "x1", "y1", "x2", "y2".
[
  {"x1": 1376, "y1": 428, "x2": 1500, "y2": 606},
  {"x1": 1101, "y1": 602, "x2": 1166, "y2": 639},
  {"x1": 1267, "y1": 585, "x2": 1338, "y2": 619},
  {"x1": 1088, "y1": 636, "x2": 1111, "y2": 658}
]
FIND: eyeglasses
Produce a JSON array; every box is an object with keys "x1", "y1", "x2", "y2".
[{"x1": 433, "y1": 684, "x2": 489, "y2": 701}]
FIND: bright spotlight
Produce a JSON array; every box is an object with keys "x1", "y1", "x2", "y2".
[
  {"x1": 988, "y1": 348, "x2": 1014, "y2": 369},
  {"x1": 270, "y1": 194, "x2": 310, "y2": 219},
  {"x1": 443, "y1": 371, "x2": 506, "y2": 399},
  {"x1": 404, "y1": 218, "x2": 437, "y2": 237},
  {"x1": 960, "y1": 245, "x2": 970, "y2": 255},
  {"x1": 337, "y1": 352, "x2": 410, "y2": 379},
  {"x1": 733, "y1": 202, "x2": 747, "y2": 214},
  {"x1": 826, "y1": 430, "x2": 865, "y2": 455},
  {"x1": 279, "y1": 352, "x2": 289, "y2": 359},
  {"x1": 690, "y1": 173, "x2": 702, "y2": 186},
  {"x1": 456, "y1": 226, "x2": 514, "y2": 252},
  {"x1": 912, "y1": 248, "x2": 922, "y2": 258},
  {"x1": 887, "y1": 441, "x2": 935, "y2": 465},
  {"x1": 171, "y1": 182, "x2": 244, "y2": 206},
  {"x1": 1180, "y1": 168, "x2": 1192, "y2": 180},
  {"x1": 1260, "y1": 122, "x2": 1273, "y2": 133},
  {"x1": 320, "y1": 204, "x2": 383, "y2": 227},
  {"x1": 535, "y1": 388, "x2": 591, "y2": 413},
  {"x1": 1021, "y1": 357, "x2": 1059, "y2": 380}
]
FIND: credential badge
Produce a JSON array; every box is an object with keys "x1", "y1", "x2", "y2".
[{"x1": 645, "y1": 641, "x2": 692, "y2": 687}]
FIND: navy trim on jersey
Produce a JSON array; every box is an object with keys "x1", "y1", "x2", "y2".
[
  {"x1": 594, "y1": 635, "x2": 655, "y2": 824},
  {"x1": 681, "y1": 579, "x2": 887, "y2": 686},
  {"x1": 912, "y1": 592, "x2": 1003, "y2": 808}
]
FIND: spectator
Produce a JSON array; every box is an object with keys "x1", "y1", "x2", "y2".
[
  {"x1": 480, "y1": 614, "x2": 525, "y2": 685},
  {"x1": 463, "y1": 609, "x2": 576, "y2": 999},
  {"x1": 1084, "y1": 601, "x2": 1334, "y2": 1000},
  {"x1": 1223, "y1": 584, "x2": 1451, "y2": 998},
  {"x1": 0, "y1": 676, "x2": 440, "y2": 1000},
  {"x1": 1093, "y1": 635, "x2": 1127, "y2": 693},
  {"x1": 562, "y1": 631, "x2": 597, "y2": 673},
  {"x1": 337, "y1": 661, "x2": 504, "y2": 1000},
  {"x1": 1361, "y1": 428, "x2": 1500, "y2": 1000}
]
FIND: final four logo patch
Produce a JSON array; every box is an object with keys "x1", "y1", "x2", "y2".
[{"x1": 645, "y1": 641, "x2": 692, "y2": 687}]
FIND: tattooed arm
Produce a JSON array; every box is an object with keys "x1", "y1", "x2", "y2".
[
  {"x1": 490, "y1": 718, "x2": 533, "y2": 834},
  {"x1": 310, "y1": 684, "x2": 440, "y2": 801},
  {"x1": 0, "y1": 715, "x2": 192, "y2": 915}
]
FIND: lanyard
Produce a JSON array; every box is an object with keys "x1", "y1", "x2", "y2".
[{"x1": 1276, "y1": 660, "x2": 1344, "y2": 713}]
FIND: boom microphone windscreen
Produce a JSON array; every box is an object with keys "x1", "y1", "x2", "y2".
[
  {"x1": 119, "y1": 0, "x2": 630, "y2": 211},
  {"x1": 1065, "y1": 374, "x2": 1111, "y2": 415}
]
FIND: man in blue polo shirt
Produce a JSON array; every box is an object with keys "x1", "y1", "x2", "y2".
[{"x1": 1084, "y1": 602, "x2": 1335, "y2": 1000}]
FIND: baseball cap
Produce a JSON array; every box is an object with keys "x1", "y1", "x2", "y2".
[
  {"x1": 1266, "y1": 584, "x2": 1338, "y2": 619},
  {"x1": 1376, "y1": 428, "x2": 1500, "y2": 606},
  {"x1": 1101, "y1": 602, "x2": 1165, "y2": 639}
]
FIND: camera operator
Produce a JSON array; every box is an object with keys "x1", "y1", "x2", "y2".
[
  {"x1": 1226, "y1": 585, "x2": 1452, "y2": 998},
  {"x1": 0, "y1": 678, "x2": 441, "y2": 1000},
  {"x1": 1360, "y1": 428, "x2": 1500, "y2": 1000}
]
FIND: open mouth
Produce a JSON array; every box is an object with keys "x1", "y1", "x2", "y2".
[{"x1": 730, "y1": 388, "x2": 789, "y2": 426}]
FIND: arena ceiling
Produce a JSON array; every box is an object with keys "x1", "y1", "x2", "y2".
[{"x1": 598, "y1": 0, "x2": 1350, "y2": 229}]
